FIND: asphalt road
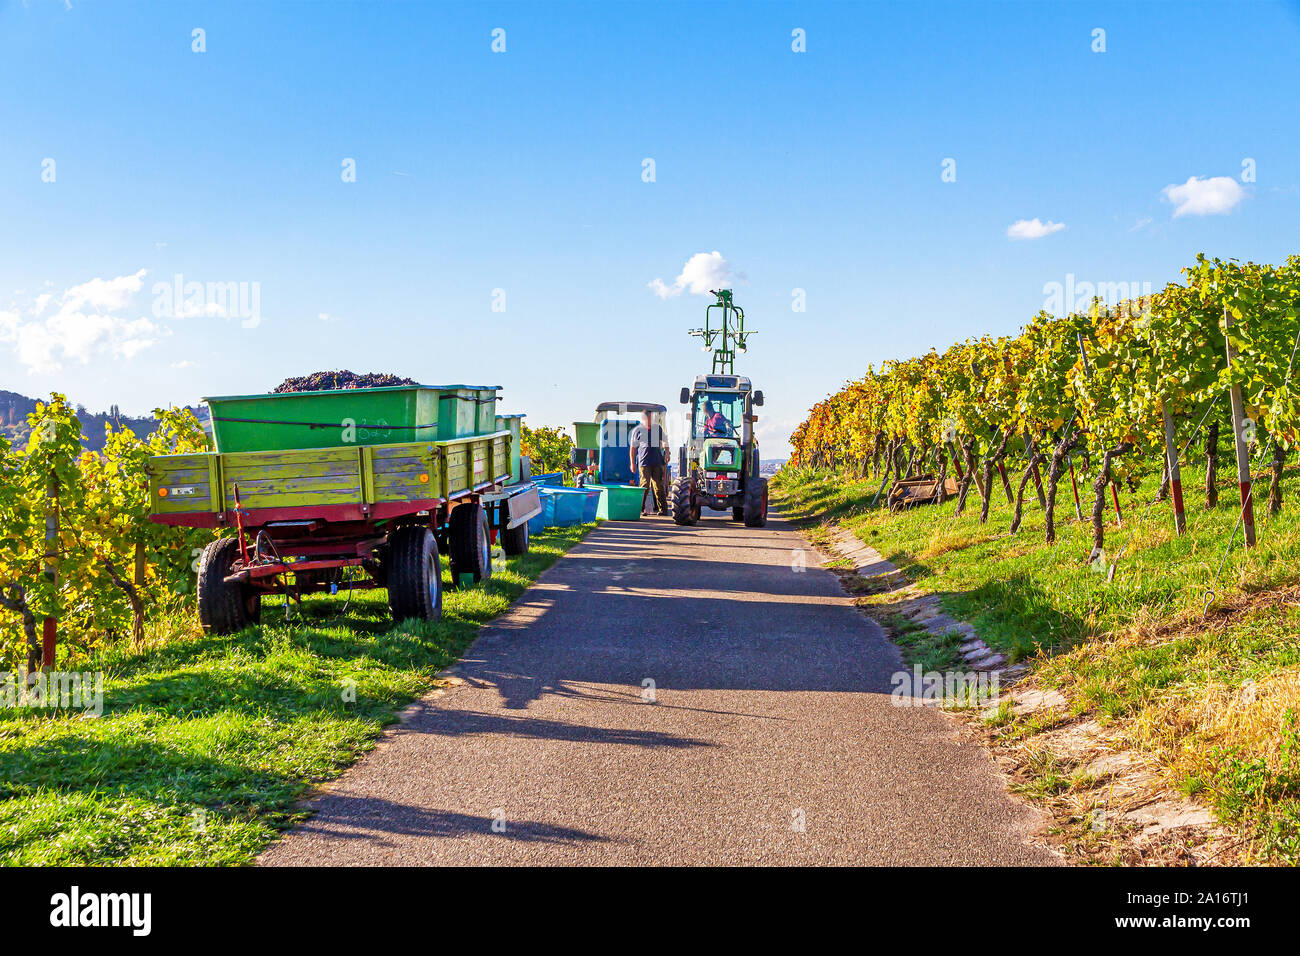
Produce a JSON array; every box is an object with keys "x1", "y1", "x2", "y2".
[{"x1": 261, "y1": 511, "x2": 1057, "y2": 866}]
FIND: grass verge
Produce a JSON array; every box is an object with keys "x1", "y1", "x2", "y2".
[
  {"x1": 773, "y1": 464, "x2": 1300, "y2": 864},
  {"x1": 0, "y1": 524, "x2": 591, "y2": 865}
]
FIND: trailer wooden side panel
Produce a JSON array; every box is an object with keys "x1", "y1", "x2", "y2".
[
  {"x1": 368, "y1": 443, "x2": 443, "y2": 502},
  {"x1": 148, "y1": 452, "x2": 223, "y2": 517},
  {"x1": 221, "y1": 447, "x2": 363, "y2": 510},
  {"x1": 148, "y1": 430, "x2": 512, "y2": 523}
]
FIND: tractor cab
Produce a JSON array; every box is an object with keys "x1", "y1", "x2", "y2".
[
  {"x1": 671, "y1": 374, "x2": 768, "y2": 526},
  {"x1": 680, "y1": 374, "x2": 762, "y2": 475}
]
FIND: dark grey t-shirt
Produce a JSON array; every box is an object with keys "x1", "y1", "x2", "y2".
[{"x1": 629, "y1": 424, "x2": 666, "y2": 468}]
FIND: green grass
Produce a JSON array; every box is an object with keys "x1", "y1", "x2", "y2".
[
  {"x1": 774, "y1": 463, "x2": 1300, "y2": 862},
  {"x1": 0, "y1": 524, "x2": 591, "y2": 866},
  {"x1": 775, "y1": 464, "x2": 1300, "y2": 663},
  {"x1": 875, "y1": 611, "x2": 968, "y2": 673}
]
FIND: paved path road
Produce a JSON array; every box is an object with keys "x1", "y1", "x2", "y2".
[{"x1": 261, "y1": 512, "x2": 1057, "y2": 866}]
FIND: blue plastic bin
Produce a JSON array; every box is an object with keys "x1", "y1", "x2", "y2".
[
  {"x1": 549, "y1": 487, "x2": 588, "y2": 526},
  {"x1": 527, "y1": 488, "x2": 555, "y2": 534},
  {"x1": 580, "y1": 488, "x2": 600, "y2": 522}
]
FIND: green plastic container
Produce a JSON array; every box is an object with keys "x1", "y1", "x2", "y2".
[
  {"x1": 204, "y1": 386, "x2": 441, "y2": 453},
  {"x1": 572, "y1": 421, "x2": 600, "y2": 450},
  {"x1": 593, "y1": 483, "x2": 645, "y2": 520},
  {"x1": 496, "y1": 413, "x2": 525, "y2": 484},
  {"x1": 437, "y1": 386, "x2": 500, "y2": 440}
]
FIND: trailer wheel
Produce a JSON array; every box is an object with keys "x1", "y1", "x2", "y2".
[
  {"x1": 197, "y1": 537, "x2": 261, "y2": 635},
  {"x1": 387, "y1": 525, "x2": 443, "y2": 623},
  {"x1": 669, "y1": 475, "x2": 698, "y2": 526},
  {"x1": 449, "y1": 501, "x2": 492, "y2": 585},
  {"x1": 501, "y1": 517, "x2": 530, "y2": 557},
  {"x1": 743, "y1": 476, "x2": 769, "y2": 528}
]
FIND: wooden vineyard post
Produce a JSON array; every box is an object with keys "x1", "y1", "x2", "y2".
[
  {"x1": 1025, "y1": 431, "x2": 1047, "y2": 509},
  {"x1": 1161, "y1": 402, "x2": 1187, "y2": 535},
  {"x1": 1068, "y1": 455, "x2": 1084, "y2": 521},
  {"x1": 41, "y1": 471, "x2": 59, "y2": 671},
  {"x1": 1223, "y1": 303, "x2": 1257, "y2": 548},
  {"x1": 997, "y1": 461, "x2": 1013, "y2": 503},
  {"x1": 1110, "y1": 482, "x2": 1123, "y2": 528}
]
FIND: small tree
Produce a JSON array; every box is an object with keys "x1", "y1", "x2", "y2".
[{"x1": 521, "y1": 424, "x2": 577, "y2": 481}]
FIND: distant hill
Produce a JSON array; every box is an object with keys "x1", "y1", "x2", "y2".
[{"x1": 0, "y1": 389, "x2": 209, "y2": 453}]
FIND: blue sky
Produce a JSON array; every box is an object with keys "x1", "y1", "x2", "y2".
[{"x1": 2, "y1": 0, "x2": 1298, "y2": 456}]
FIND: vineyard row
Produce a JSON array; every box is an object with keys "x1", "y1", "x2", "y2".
[{"x1": 789, "y1": 253, "x2": 1300, "y2": 561}]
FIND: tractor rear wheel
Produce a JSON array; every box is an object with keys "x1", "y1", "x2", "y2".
[
  {"x1": 449, "y1": 501, "x2": 493, "y2": 585},
  {"x1": 669, "y1": 475, "x2": 698, "y2": 526},
  {"x1": 743, "y1": 476, "x2": 769, "y2": 528},
  {"x1": 387, "y1": 525, "x2": 443, "y2": 623},
  {"x1": 197, "y1": 537, "x2": 261, "y2": 635}
]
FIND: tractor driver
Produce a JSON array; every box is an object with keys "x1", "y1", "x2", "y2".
[{"x1": 702, "y1": 400, "x2": 731, "y2": 438}]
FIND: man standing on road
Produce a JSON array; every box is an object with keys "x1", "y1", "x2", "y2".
[{"x1": 629, "y1": 409, "x2": 669, "y2": 515}]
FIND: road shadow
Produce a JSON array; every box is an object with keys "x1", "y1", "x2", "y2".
[
  {"x1": 281, "y1": 795, "x2": 615, "y2": 849},
  {"x1": 396, "y1": 702, "x2": 714, "y2": 749}
]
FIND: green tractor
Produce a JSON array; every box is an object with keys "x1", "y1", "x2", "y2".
[{"x1": 668, "y1": 290, "x2": 768, "y2": 527}]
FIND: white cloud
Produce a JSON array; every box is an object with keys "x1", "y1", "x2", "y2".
[
  {"x1": 648, "y1": 251, "x2": 742, "y2": 299},
  {"x1": 1161, "y1": 175, "x2": 1246, "y2": 217},
  {"x1": 317, "y1": 311, "x2": 339, "y2": 322},
  {"x1": 61, "y1": 268, "x2": 147, "y2": 313},
  {"x1": 1006, "y1": 218, "x2": 1066, "y2": 240},
  {"x1": 171, "y1": 360, "x2": 197, "y2": 369},
  {"x1": 1129, "y1": 216, "x2": 1153, "y2": 232},
  {"x1": 0, "y1": 269, "x2": 159, "y2": 373}
]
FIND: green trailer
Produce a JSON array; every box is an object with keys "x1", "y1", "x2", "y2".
[{"x1": 149, "y1": 385, "x2": 541, "y2": 635}]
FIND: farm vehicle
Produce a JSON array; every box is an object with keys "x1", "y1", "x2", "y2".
[
  {"x1": 669, "y1": 289, "x2": 768, "y2": 527},
  {"x1": 669, "y1": 374, "x2": 767, "y2": 526},
  {"x1": 147, "y1": 384, "x2": 541, "y2": 634}
]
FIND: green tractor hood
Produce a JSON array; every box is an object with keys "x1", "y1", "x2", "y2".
[{"x1": 700, "y1": 437, "x2": 743, "y2": 473}]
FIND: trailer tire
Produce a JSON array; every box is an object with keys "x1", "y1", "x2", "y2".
[
  {"x1": 449, "y1": 501, "x2": 492, "y2": 585},
  {"x1": 743, "y1": 476, "x2": 769, "y2": 528},
  {"x1": 501, "y1": 516, "x2": 530, "y2": 557},
  {"x1": 387, "y1": 525, "x2": 443, "y2": 623},
  {"x1": 670, "y1": 475, "x2": 698, "y2": 526},
  {"x1": 197, "y1": 537, "x2": 260, "y2": 635}
]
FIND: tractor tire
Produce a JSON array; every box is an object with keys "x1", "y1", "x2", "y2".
[
  {"x1": 501, "y1": 516, "x2": 530, "y2": 557},
  {"x1": 731, "y1": 505, "x2": 744, "y2": 521},
  {"x1": 449, "y1": 501, "x2": 493, "y2": 585},
  {"x1": 387, "y1": 525, "x2": 443, "y2": 623},
  {"x1": 669, "y1": 475, "x2": 698, "y2": 526},
  {"x1": 197, "y1": 537, "x2": 261, "y2": 635},
  {"x1": 743, "y1": 476, "x2": 769, "y2": 528}
]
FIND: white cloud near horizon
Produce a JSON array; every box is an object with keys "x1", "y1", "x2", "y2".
[
  {"x1": 1006, "y1": 218, "x2": 1066, "y2": 240},
  {"x1": 1, "y1": 268, "x2": 160, "y2": 373},
  {"x1": 1161, "y1": 175, "x2": 1246, "y2": 217},
  {"x1": 648, "y1": 251, "x2": 742, "y2": 298}
]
